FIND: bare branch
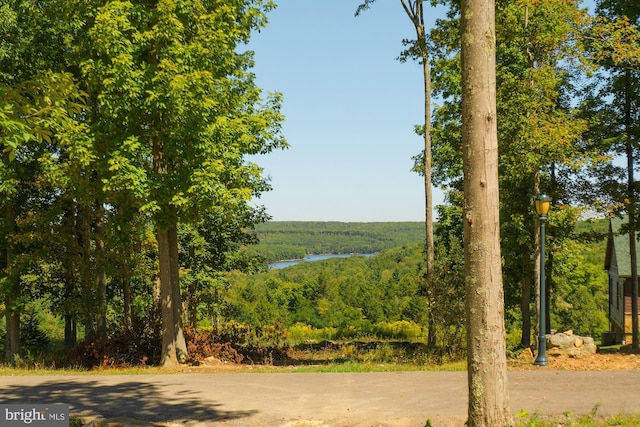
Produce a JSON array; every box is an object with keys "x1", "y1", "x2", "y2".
[{"x1": 354, "y1": 0, "x2": 377, "y2": 17}]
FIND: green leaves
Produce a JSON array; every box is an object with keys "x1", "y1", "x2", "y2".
[
  {"x1": 0, "y1": 103, "x2": 32, "y2": 163},
  {"x1": 585, "y1": 16, "x2": 640, "y2": 69}
]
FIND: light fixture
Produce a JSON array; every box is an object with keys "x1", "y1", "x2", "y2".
[{"x1": 534, "y1": 192, "x2": 551, "y2": 367}]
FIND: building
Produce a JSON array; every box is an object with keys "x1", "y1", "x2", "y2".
[{"x1": 604, "y1": 216, "x2": 640, "y2": 344}]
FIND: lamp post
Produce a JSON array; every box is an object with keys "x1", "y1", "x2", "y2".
[{"x1": 534, "y1": 193, "x2": 551, "y2": 367}]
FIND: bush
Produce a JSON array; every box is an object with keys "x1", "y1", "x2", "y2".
[
  {"x1": 68, "y1": 335, "x2": 160, "y2": 368},
  {"x1": 185, "y1": 321, "x2": 290, "y2": 365},
  {"x1": 287, "y1": 323, "x2": 336, "y2": 343},
  {"x1": 373, "y1": 321, "x2": 424, "y2": 341}
]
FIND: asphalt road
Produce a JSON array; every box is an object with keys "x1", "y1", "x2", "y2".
[{"x1": 1, "y1": 370, "x2": 639, "y2": 427}]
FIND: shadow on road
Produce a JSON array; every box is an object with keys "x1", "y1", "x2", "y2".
[{"x1": 0, "y1": 379, "x2": 256, "y2": 423}]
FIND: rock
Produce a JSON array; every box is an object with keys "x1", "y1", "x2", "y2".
[
  {"x1": 547, "y1": 347, "x2": 563, "y2": 357},
  {"x1": 564, "y1": 329, "x2": 574, "y2": 336},
  {"x1": 547, "y1": 333, "x2": 573, "y2": 348},
  {"x1": 545, "y1": 332, "x2": 596, "y2": 358}
]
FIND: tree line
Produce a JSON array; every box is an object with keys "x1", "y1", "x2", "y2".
[
  {"x1": 223, "y1": 217, "x2": 606, "y2": 353},
  {"x1": 250, "y1": 221, "x2": 426, "y2": 262},
  {"x1": 0, "y1": 0, "x2": 285, "y2": 366}
]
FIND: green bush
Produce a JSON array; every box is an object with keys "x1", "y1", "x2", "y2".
[{"x1": 373, "y1": 321, "x2": 424, "y2": 341}]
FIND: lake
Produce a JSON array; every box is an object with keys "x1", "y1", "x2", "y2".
[{"x1": 269, "y1": 253, "x2": 375, "y2": 270}]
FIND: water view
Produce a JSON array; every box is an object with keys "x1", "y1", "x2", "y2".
[{"x1": 269, "y1": 253, "x2": 375, "y2": 270}]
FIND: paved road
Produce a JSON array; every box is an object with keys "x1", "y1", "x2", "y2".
[{"x1": 1, "y1": 371, "x2": 639, "y2": 426}]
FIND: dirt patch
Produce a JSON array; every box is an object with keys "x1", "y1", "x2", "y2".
[
  {"x1": 176, "y1": 348, "x2": 640, "y2": 374},
  {"x1": 509, "y1": 348, "x2": 640, "y2": 371}
]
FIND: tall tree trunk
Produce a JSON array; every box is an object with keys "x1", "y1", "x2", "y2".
[
  {"x1": 421, "y1": 20, "x2": 436, "y2": 351},
  {"x1": 64, "y1": 315, "x2": 77, "y2": 350},
  {"x1": 520, "y1": 255, "x2": 532, "y2": 348},
  {"x1": 533, "y1": 174, "x2": 542, "y2": 342},
  {"x1": 187, "y1": 245, "x2": 198, "y2": 328},
  {"x1": 157, "y1": 227, "x2": 178, "y2": 367},
  {"x1": 5, "y1": 296, "x2": 21, "y2": 364},
  {"x1": 460, "y1": 0, "x2": 512, "y2": 423},
  {"x1": 168, "y1": 225, "x2": 187, "y2": 362},
  {"x1": 61, "y1": 201, "x2": 77, "y2": 350},
  {"x1": 79, "y1": 204, "x2": 95, "y2": 341},
  {"x1": 63, "y1": 271, "x2": 77, "y2": 350},
  {"x1": 95, "y1": 205, "x2": 108, "y2": 339},
  {"x1": 399, "y1": 0, "x2": 436, "y2": 351},
  {"x1": 153, "y1": 127, "x2": 187, "y2": 365},
  {"x1": 123, "y1": 273, "x2": 132, "y2": 336},
  {"x1": 4, "y1": 198, "x2": 21, "y2": 363}
]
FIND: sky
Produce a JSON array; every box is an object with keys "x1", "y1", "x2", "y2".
[{"x1": 248, "y1": 1, "x2": 447, "y2": 222}]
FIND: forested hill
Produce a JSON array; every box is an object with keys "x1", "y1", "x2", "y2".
[{"x1": 251, "y1": 221, "x2": 426, "y2": 261}]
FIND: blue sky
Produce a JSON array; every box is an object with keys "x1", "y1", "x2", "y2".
[{"x1": 248, "y1": 1, "x2": 447, "y2": 222}]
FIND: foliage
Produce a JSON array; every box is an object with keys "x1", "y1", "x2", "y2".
[
  {"x1": 551, "y1": 238, "x2": 608, "y2": 337},
  {"x1": 0, "y1": 0, "x2": 626, "y2": 370},
  {"x1": 0, "y1": 0, "x2": 286, "y2": 365},
  {"x1": 250, "y1": 221, "x2": 426, "y2": 262},
  {"x1": 226, "y1": 244, "x2": 428, "y2": 330},
  {"x1": 514, "y1": 409, "x2": 640, "y2": 427}
]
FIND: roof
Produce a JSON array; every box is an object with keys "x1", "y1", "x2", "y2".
[{"x1": 605, "y1": 216, "x2": 640, "y2": 276}]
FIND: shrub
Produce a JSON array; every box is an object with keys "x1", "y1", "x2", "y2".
[
  {"x1": 185, "y1": 321, "x2": 290, "y2": 365},
  {"x1": 373, "y1": 321, "x2": 424, "y2": 341},
  {"x1": 68, "y1": 335, "x2": 160, "y2": 368}
]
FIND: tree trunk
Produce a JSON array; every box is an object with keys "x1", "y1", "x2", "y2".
[
  {"x1": 4, "y1": 199, "x2": 21, "y2": 363},
  {"x1": 64, "y1": 315, "x2": 77, "y2": 350},
  {"x1": 63, "y1": 271, "x2": 77, "y2": 350},
  {"x1": 460, "y1": 0, "x2": 513, "y2": 423},
  {"x1": 399, "y1": 0, "x2": 436, "y2": 352},
  {"x1": 123, "y1": 274, "x2": 132, "y2": 336},
  {"x1": 96, "y1": 271, "x2": 107, "y2": 339},
  {"x1": 188, "y1": 245, "x2": 198, "y2": 328},
  {"x1": 95, "y1": 207, "x2": 108, "y2": 339},
  {"x1": 520, "y1": 256, "x2": 532, "y2": 348},
  {"x1": 157, "y1": 227, "x2": 178, "y2": 367},
  {"x1": 79, "y1": 203, "x2": 95, "y2": 341},
  {"x1": 168, "y1": 225, "x2": 187, "y2": 362},
  {"x1": 5, "y1": 306, "x2": 21, "y2": 363},
  {"x1": 421, "y1": 26, "x2": 436, "y2": 352},
  {"x1": 533, "y1": 174, "x2": 542, "y2": 342}
]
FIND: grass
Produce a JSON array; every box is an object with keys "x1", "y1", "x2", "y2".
[
  {"x1": 248, "y1": 359, "x2": 467, "y2": 373},
  {"x1": 514, "y1": 407, "x2": 640, "y2": 426},
  {"x1": 0, "y1": 364, "x2": 182, "y2": 376},
  {"x1": 0, "y1": 358, "x2": 468, "y2": 375}
]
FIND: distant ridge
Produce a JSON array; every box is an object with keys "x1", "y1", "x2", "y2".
[{"x1": 251, "y1": 221, "x2": 426, "y2": 262}]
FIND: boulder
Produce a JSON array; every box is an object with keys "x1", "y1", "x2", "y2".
[{"x1": 545, "y1": 332, "x2": 596, "y2": 358}]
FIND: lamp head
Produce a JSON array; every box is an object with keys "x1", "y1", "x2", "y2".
[{"x1": 535, "y1": 193, "x2": 552, "y2": 217}]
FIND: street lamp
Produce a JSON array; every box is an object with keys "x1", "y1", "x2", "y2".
[{"x1": 534, "y1": 192, "x2": 551, "y2": 367}]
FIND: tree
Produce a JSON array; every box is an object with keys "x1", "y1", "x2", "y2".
[
  {"x1": 494, "y1": 0, "x2": 592, "y2": 349},
  {"x1": 428, "y1": 0, "x2": 597, "y2": 351},
  {"x1": 77, "y1": 0, "x2": 286, "y2": 366},
  {"x1": 460, "y1": 0, "x2": 512, "y2": 424},
  {"x1": 1, "y1": 0, "x2": 92, "y2": 362},
  {"x1": 180, "y1": 204, "x2": 270, "y2": 328},
  {"x1": 356, "y1": 0, "x2": 437, "y2": 348},
  {"x1": 582, "y1": 0, "x2": 640, "y2": 349}
]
